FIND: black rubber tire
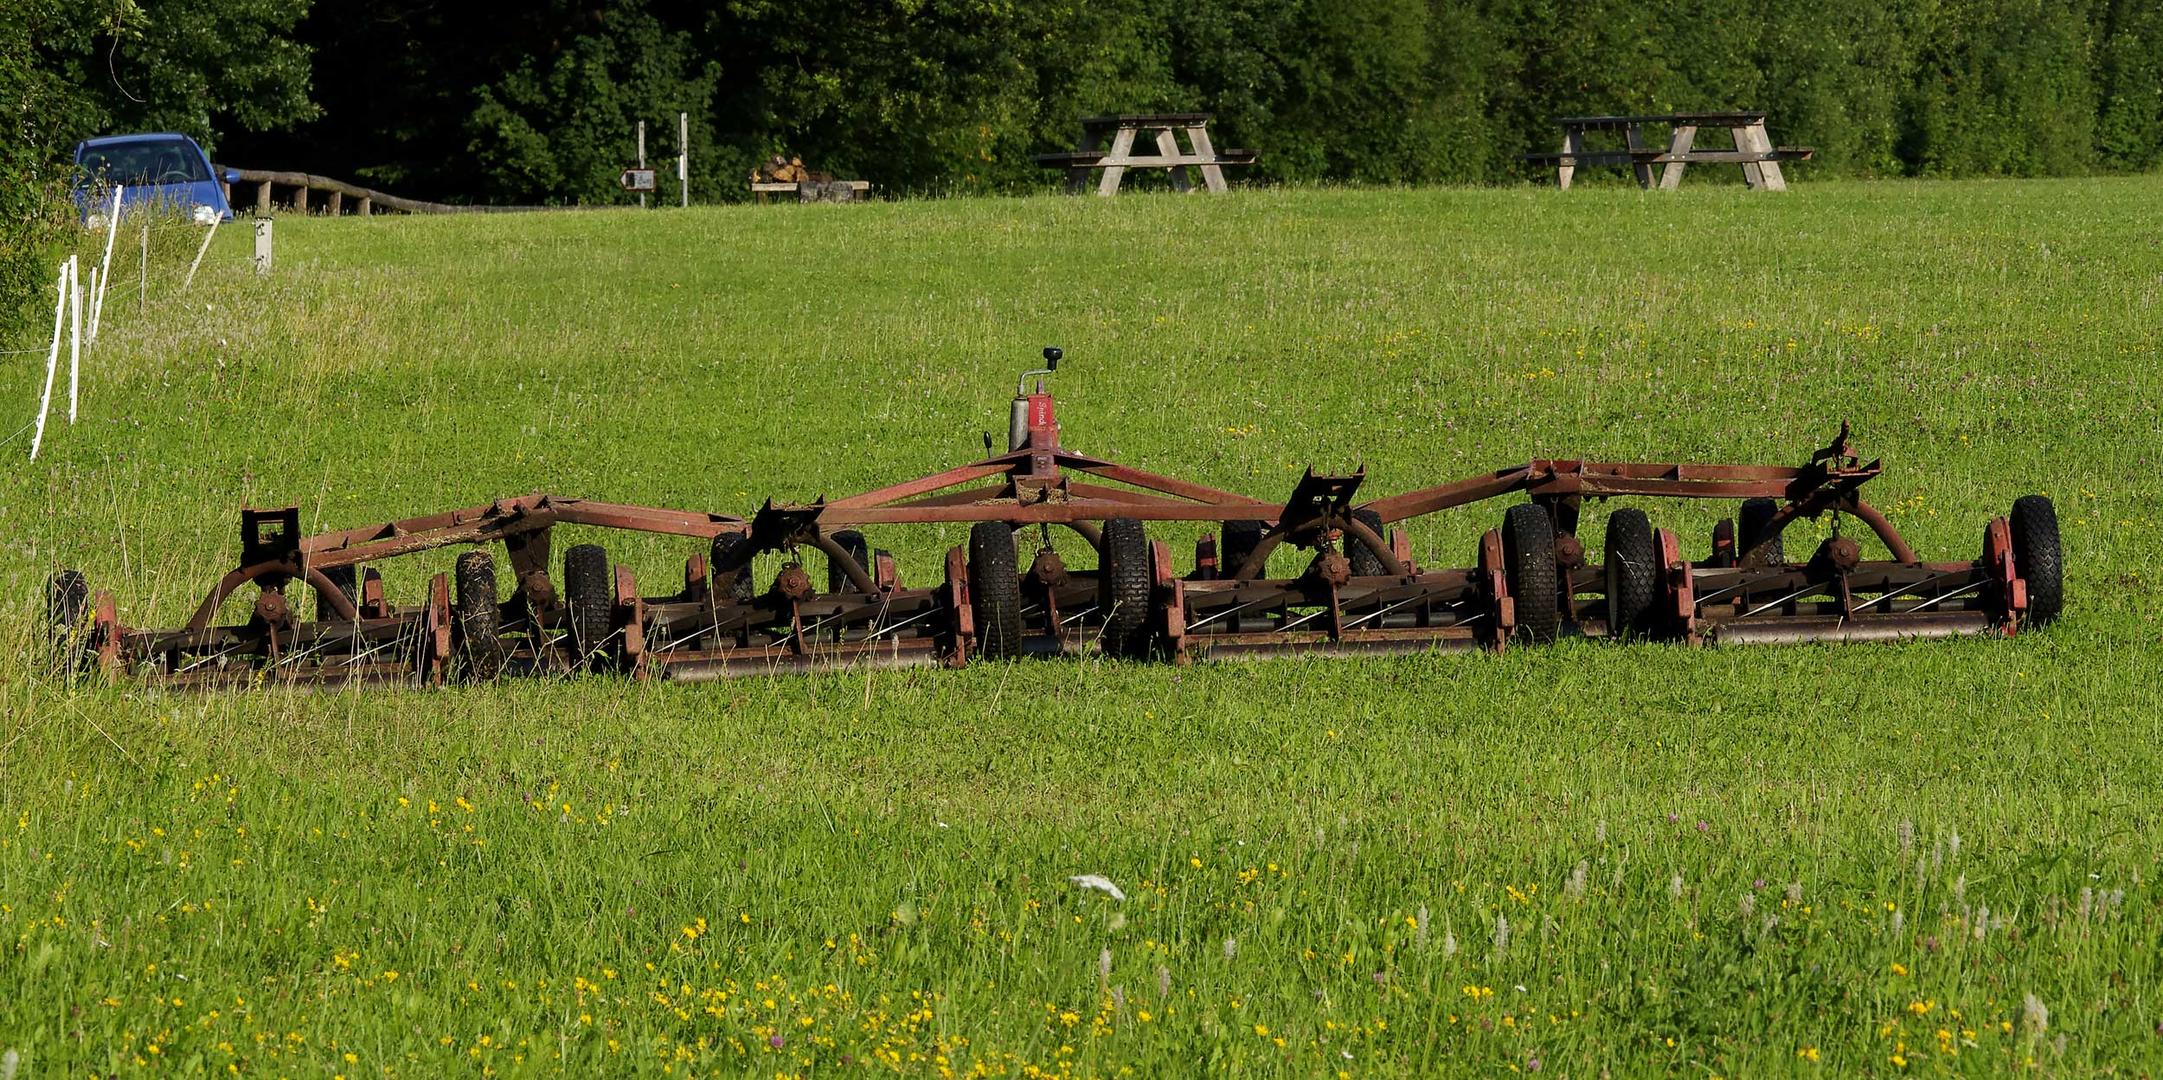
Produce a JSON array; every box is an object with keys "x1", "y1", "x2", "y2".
[
  {"x1": 1346, "y1": 508, "x2": 1388, "y2": 578},
  {"x1": 710, "y1": 533, "x2": 756, "y2": 603},
  {"x1": 827, "y1": 530, "x2": 870, "y2": 594},
  {"x1": 564, "y1": 543, "x2": 615, "y2": 671},
  {"x1": 2010, "y1": 495, "x2": 2063, "y2": 627},
  {"x1": 47, "y1": 569, "x2": 88, "y2": 673},
  {"x1": 318, "y1": 565, "x2": 359, "y2": 620},
  {"x1": 1602, "y1": 508, "x2": 1658, "y2": 639},
  {"x1": 454, "y1": 551, "x2": 506, "y2": 680},
  {"x1": 1098, "y1": 517, "x2": 1154, "y2": 658},
  {"x1": 1220, "y1": 519, "x2": 1266, "y2": 580},
  {"x1": 1502, "y1": 502, "x2": 1560, "y2": 644},
  {"x1": 968, "y1": 521, "x2": 1023, "y2": 659},
  {"x1": 1739, "y1": 497, "x2": 1786, "y2": 565}
]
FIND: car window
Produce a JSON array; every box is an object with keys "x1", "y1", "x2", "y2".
[{"x1": 79, "y1": 141, "x2": 209, "y2": 185}]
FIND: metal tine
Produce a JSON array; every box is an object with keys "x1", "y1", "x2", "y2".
[
  {"x1": 1735, "y1": 579, "x2": 1834, "y2": 621},
  {"x1": 1841, "y1": 569, "x2": 1967, "y2": 616},
  {"x1": 1888, "y1": 580, "x2": 1984, "y2": 615},
  {"x1": 1338, "y1": 592, "x2": 1431, "y2": 632},
  {"x1": 1185, "y1": 595, "x2": 1277, "y2": 632}
]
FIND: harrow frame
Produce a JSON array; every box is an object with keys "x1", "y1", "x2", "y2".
[{"x1": 45, "y1": 350, "x2": 2063, "y2": 688}]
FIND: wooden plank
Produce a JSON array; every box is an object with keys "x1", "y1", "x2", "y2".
[
  {"x1": 1659, "y1": 125, "x2": 1696, "y2": 189},
  {"x1": 1557, "y1": 128, "x2": 1584, "y2": 190},
  {"x1": 1081, "y1": 112, "x2": 1213, "y2": 128},
  {"x1": 1557, "y1": 111, "x2": 1766, "y2": 128},
  {"x1": 1739, "y1": 122, "x2": 1787, "y2": 190},
  {"x1": 1155, "y1": 128, "x2": 1192, "y2": 192},
  {"x1": 327, "y1": 189, "x2": 343, "y2": 216},
  {"x1": 1733, "y1": 124, "x2": 1767, "y2": 189},
  {"x1": 1185, "y1": 123, "x2": 1228, "y2": 193},
  {"x1": 256, "y1": 180, "x2": 271, "y2": 216},
  {"x1": 1096, "y1": 126, "x2": 1138, "y2": 196},
  {"x1": 1623, "y1": 124, "x2": 1654, "y2": 189},
  {"x1": 1524, "y1": 149, "x2": 1813, "y2": 166}
]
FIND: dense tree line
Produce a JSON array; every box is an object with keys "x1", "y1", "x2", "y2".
[{"x1": 7, "y1": 0, "x2": 2163, "y2": 332}]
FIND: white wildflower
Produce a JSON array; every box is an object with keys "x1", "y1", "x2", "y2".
[
  {"x1": 1948, "y1": 830, "x2": 1960, "y2": 858},
  {"x1": 1973, "y1": 904, "x2": 1988, "y2": 941},
  {"x1": 1739, "y1": 892, "x2": 1755, "y2": 919},
  {"x1": 1223, "y1": 936, "x2": 1237, "y2": 961},
  {"x1": 1443, "y1": 929, "x2": 1458, "y2": 957},
  {"x1": 1099, "y1": 947, "x2": 1112, "y2": 980},
  {"x1": 1785, "y1": 881, "x2": 1803, "y2": 904},
  {"x1": 1415, "y1": 905, "x2": 1429, "y2": 945},
  {"x1": 1669, "y1": 873, "x2": 1684, "y2": 900},
  {"x1": 1566, "y1": 860, "x2": 1589, "y2": 900},
  {"x1": 1156, "y1": 964, "x2": 1170, "y2": 999},
  {"x1": 1068, "y1": 874, "x2": 1125, "y2": 902},
  {"x1": 1494, "y1": 913, "x2": 1510, "y2": 954},
  {"x1": 1897, "y1": 819, "x2": 1915, "y2": 857},
  {"x1": 2023, "y1": 993, "x2": 2048, "y2": 1036},
  {"x1": 2079, "y1": 887, "x2": 2093, "y2": 920},
  {"x1": 1891, "y1": 910, "x2": 1903, "y2": 935},
  {"x1": 1595, "y1": 820, "x2": 1607, "y2": 844}
]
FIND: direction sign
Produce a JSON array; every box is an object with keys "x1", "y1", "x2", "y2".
[{"x1": 619, "y1": 168, "x2": 657, "y2": 193}]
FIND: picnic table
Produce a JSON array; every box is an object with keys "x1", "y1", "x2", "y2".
[
  {"x1": 1524, "y1": 111, "x2": 1814, "y2": 191},
  {"x1": 1036, "y1": 113, "x2": 1258, "y2": 195}
]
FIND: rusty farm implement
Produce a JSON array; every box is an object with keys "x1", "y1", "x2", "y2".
[{"x1": 45, "y1": 348, "x2": 2062, "y2": 687}]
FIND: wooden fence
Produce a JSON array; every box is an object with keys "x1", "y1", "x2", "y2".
[{"x1": 215, "y1": 167, "x2": 557, "y2": 216}]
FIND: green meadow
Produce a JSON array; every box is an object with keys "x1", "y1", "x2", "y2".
[{"x1": 2, "y1": 177, "x2": 2161, "y2": 1076}]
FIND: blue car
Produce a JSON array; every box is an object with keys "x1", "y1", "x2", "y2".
[{"x1": 72, "y1": 132, "x2": 235, "y2": 225}]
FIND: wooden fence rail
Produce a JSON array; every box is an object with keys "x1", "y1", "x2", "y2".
[{"x1": 215, "y1": 166, "x2": 561, "y2": 216}]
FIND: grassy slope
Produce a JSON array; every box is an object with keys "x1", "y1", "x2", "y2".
[{"x1": 2, "y1": 179, "x2": 2161, "y2": 1077}]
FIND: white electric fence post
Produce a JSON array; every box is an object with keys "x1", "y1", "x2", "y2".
[
  {"x1": 678, "y1": 111, "x2": 688, "y2": 208},
  {"x1": 638, "y1": 120, "x2": 648, "y2": 209},
  {"x1": 253, "y1": 219, "x2": 273, "y2": 274},
  {"x1": 139, "y1": 221, "x2": 148, "y2": 315},
  {"x1": 184, "y1": 218, "x2": 219, "y2": 289},
  {"x1": 68, "y1": 256, "x2": 82, "y2": 424},
  {"x1": 90, "y1": 186, "x2": 122, "y2": 343},
  {"x1": 29, "y1": 260, "x2": 67, "y2": 460}
]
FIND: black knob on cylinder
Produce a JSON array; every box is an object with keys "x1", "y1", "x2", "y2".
[{"x1": 1043, "y1": 346, "x2": 1062, "y2": 368}]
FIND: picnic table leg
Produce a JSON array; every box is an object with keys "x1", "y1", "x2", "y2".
[
  {"x1": 1069, "y1": 127, "x2": 1101, "y2": 195},
  {"x1": 1095, "y1": 127, "x2": 1138, "y2": 197},
  {"x1": 1557, "y1": 128, "x2": 1583, "y2": 190},
  {"x1": 1624, "y1": 124, "x2": 1654, "y2": 189},
  {"x1": 1187, "y1": 124, "x2": 1229, "y2": 193},
  {"x1": 1736, "y1": 121, "x2": 1786, "y2": 191},
  {"x1": 1658, "y1": 125, "x2": 1696, "y2": 190},
  {"x1": 1155, "y1": 128, "x2": 1193, "y2": 192}
]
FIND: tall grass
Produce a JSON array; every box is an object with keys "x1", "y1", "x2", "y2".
[{"x1": 1, "y1": 180, "x2": 2160, "y2": 1075}]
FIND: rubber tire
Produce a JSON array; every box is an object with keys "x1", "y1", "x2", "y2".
[
  {"x1": 47, "y1": 569, "x2": 88, "y2": 673},
  {"x1": 828, "y1": 530, "x2": 870, "y2": 594},
  {"x1": 1099, "y1": 517, "x2": 1154, "y2": 658},
  {"x1": 710, "y1": 533, "x2": 756, "y2": 603},
  {"x1": 1739, "y1": 498, "x2": 1786, "y2": 565},
  {"x1": 318, "y1": 565, "x2": 359, "y2": 620},
  {"x1": 2010, "y1": 495, "x2": 2062, "y2": 627},
  {"x1": 1220, "y1": 519, "x2": 1266, "y2": 580},
  {"x1": 454, "y1": 551, "x2": 506, "y2": 680},
  {"x1": 564, "y1": 543, "x2": 614, "y2": 671},
  {"x1": 1346, "y1": 508, "x2": 1388, "y2": 578},
  {"x1": 968, "y1": 521, "x2": 1022, "y2": 659},
  {"x1": 1502, "y1": 502, "x2": 1560, "y2": 644},
  {"x1": 1602, "y1": 508, "x2": 1657, "y2": 639}
]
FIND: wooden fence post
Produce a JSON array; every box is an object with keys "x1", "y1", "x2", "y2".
[
  {"x1": 256, "y1": 181, "x2": 272, "y2": 216},
  {"x1": 357, "y1": 195, "x2": 372, "y2": 216},
  {"x1": 327, "y1": 190, "x2": 343, "y2": 216},
  {"x1": 294, "y1": 186, "x2": 309, "y2": 215}
]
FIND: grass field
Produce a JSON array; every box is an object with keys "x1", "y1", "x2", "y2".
[{"x1": 4, "y1": 177, "x2": 2162, "y2": 1077}]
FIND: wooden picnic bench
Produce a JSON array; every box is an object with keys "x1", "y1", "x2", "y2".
[
  {"x1": 1036, "y1": 113, "x2": 1257, "y2": 195},
  {"x1": 1523, "y1": 111, "x2": 1814, "y2": 191}
]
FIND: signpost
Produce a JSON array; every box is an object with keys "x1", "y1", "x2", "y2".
[
  {"x1": 677, "y1": 112, "x2": 689, "y2": 208},
  {"x1": 619, "y1": 168, "x2": 658, "y2": 194},
  {"x1": 636, "y1": 120, "x2": 647, "y2": 209}
]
